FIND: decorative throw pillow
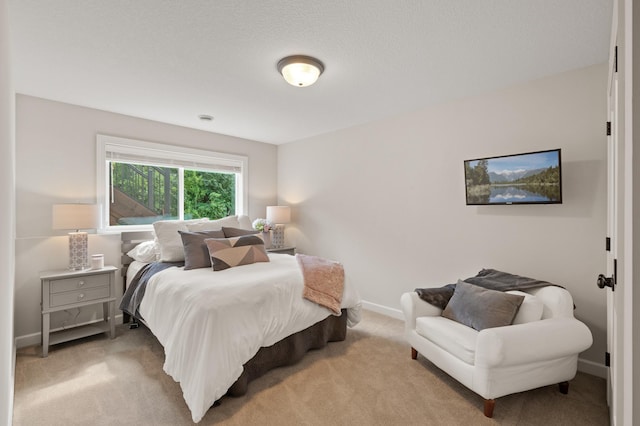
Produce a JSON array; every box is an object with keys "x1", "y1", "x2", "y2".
[
  {"x1": 222, "y1": 226, "x2": 259, "y2": 238},
  {"x1": 442, "y1": 280, "x2": 525, "y2": 331},
  {"x1": 126, "y1": 240, "x2": 159, "y2": 263},
  {"x1": 204, "y1": 234, "x2": 269, "y2": 271},
  {"x1": 179, "y1": 230, "x2": 225, "y2": 270},
  {"x1": 153, "y1": 218, "x2": 208, "y2": 262}
]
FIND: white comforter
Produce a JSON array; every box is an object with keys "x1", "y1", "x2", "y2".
[{"x1": 139, "y1": 253, "x2": 361, "y2": 423}]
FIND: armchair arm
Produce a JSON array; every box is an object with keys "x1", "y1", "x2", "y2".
[
  {"x1": 400, "y1": 292, "x2": 443, "y2": 330},
  {"x1": 476, "y1": 318, "x2": 593, "y2": 368}
]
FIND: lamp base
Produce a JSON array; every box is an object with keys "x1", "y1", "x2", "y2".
[
  {"x1": 271, "y1": 224, "x2": 285, "y2": 249},
  {"x1": 69, "y1": 232, "x2": 89, "y2": 270}
]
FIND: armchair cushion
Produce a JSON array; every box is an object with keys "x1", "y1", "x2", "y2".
[
  {"x1": 416, "y1": 316, "x2": 478, "y2": 364},
  {"x1": 442, "y1": 281, "x2": 524, "y2": 331}
]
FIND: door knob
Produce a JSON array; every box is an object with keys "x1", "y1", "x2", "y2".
[{"x1": 597, "y1": 274, "x2": 614, "y2": 289}]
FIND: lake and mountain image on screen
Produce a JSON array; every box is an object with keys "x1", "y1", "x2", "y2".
[{"x1": 464, "y1": 150, "x2": 561, "y2": 205}]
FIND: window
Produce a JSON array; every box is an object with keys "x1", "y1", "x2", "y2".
[{"x1": 97, "y1": 135, "x2": 248, "y2": 230}]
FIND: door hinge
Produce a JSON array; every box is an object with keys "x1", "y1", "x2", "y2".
[
  {"x1": 607, "y1": 121, "x2": 612, "y2": 136},
  {"x1": 605, "y1": 351, "x2": 611, "y2": 367},
  {"x1": 615, "y1": 46, "x2": 618, "y2": 73},
  {"x1": 606, "y1": 237, "x2": 611, "y2": 252}
]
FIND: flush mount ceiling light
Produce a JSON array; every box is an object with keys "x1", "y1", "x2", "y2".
[{"x1": 277, "y1": 55, "x2": 324, "y2": 87}]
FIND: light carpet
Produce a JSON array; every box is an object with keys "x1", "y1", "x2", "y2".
[{"x1": 13, "y1": 310, "x2": 608, "y2": 425}]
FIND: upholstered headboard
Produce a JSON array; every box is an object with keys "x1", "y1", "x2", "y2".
[
  {"x1": 120, "y1": 230, "x2": 155, "y2": 324},
  {"x1": 120, "y1": 230, "x2": 155, "y2": 277}
]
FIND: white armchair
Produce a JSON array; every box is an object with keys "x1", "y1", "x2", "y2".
[{"x1": 400, "y1": 285, "x2": 593, "y2": 417}]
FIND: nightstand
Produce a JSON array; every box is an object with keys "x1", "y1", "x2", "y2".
[
  {"x1": 40, "y1": 266, "x2": 117, "y2": 357},
  {"x1": 267, "y1": 246, "x2": 296, "y2": 256}
]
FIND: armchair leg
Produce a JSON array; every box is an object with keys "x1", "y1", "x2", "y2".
[
  {"x1": 559, "y1": 381, "x2": 569, "y2": 394},
  {"x1": 411, "y1": 347, "x2": 418, "y2": 360},
  {"x1": 483, "y1": 399, "x2": 495, "y2": 418}
]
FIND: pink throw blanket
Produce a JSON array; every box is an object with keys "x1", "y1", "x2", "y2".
[{"x1": 296, "y1": 254, "x2": 344, "y2": 315}]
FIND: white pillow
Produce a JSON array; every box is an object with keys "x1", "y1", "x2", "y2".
[
  {"x1": 507, "y1": 290, "x2": 544, "y2": 324},
  {"x1": 187, "y1": 215, "x2": 248, "y2": 232},
  {"x1": 187, "y1": 217, "x2": 236, "y2": 231},
  {"x1": 153, "y1": 218, "x2": 208, "y2": 262},
  {"x1": 237, "y1": 215, "x2": 253, "y2": 230},
  {"x1": 126, "y1": 240, "x2": 159, "y2": 263}
]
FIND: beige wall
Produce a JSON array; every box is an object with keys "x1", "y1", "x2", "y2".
[
  {"x1": 278, "y1": 64, "x2": 608, "y2": 373},
  {"x1": 14, "y1": 95, "x2": 278, "y2": 344},
  {"x1": 0, "y1": 0, "x2": 15, "y2": 422}
]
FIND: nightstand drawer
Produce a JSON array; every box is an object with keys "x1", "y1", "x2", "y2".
[
  {"x1": 50, "y1": 286, "x2": 110, "y2": 307},
  {"x1": 50, "y1": 274, "x2": 110, "y2": 294}
]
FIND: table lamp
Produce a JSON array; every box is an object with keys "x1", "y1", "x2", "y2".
[
  {"x1": 266, "y1": 206, "x2": 290, "y2": 249},
  {"x1": 52, "y1": 204, "x2": 99, "y2": 270}
]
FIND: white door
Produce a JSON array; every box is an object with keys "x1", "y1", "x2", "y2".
[{"x1": 602, "y1": 41, "x2": 619, "y2": 426}]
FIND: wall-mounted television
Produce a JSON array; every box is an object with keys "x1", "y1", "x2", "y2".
[{"x1": 464, "y1": 149, "x2": 562, "y2": 205}]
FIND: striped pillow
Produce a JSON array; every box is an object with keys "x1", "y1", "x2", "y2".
[{"x1": 204, "y1": 234, "x2": 269, "y2": 271}]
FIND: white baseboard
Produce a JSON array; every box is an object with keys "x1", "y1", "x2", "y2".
[
  {"x1": 578, "y1": 357, "x2": 607, "y2": 379},
  {"x1": 15, "y1": 331, "x2": 40, "y2": 349},
  {"x1": 361, "y1": 300, "x2": 403, "y2": 320},
  {"x1": 15, "y1": 314, "x2": 125, "y2": 349}
]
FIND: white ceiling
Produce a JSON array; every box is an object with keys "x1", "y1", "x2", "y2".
[{"x1": 9, "y1": 1, "x2": 612, "y2": 145}]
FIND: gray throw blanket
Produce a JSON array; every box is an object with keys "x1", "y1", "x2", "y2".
[
  {"x1": 120, "y1": 261, "x2": 183, "y2": 319},
  {"x1": 415, "y1": 268, "x2": 563, "y2": 310}
]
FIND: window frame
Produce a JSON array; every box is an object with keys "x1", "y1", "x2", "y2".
[{"x1": 96, "y1": 134, "x2": 248, "y2": 232}]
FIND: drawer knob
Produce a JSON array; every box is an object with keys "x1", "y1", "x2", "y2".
[
  {"x1": 78, "y1": 293, "x2": 85, "y2": 300},
  {"x1": 78, "y1": 280, "x2": 85, "y2": 287}
]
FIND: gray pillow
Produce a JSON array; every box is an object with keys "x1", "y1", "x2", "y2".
[
  {"x1": 222, "y1": 226, "x2": 259, "y2": 238},
  {"x1": 442, "y1": 280, "x2": 525, "y2": 331},
  {"x1": 179, "y1": 230, "x2": 225, "y2": 270}
]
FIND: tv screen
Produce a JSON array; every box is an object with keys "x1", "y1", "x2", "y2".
[{"x1": 464, "y1": 149, "x2": 562, "y2": 205}]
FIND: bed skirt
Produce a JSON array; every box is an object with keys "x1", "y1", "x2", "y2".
[{"x1": 226, "y1": 309, "x2": 348, "y2": 396}]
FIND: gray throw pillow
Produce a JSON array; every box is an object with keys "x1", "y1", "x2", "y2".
[
  {"x1": 179, "y1": 230, "x2": 225, "y2": 270},
  {"x1": 222, "y1": 226, "x2": 259, "y2": 238},
  {"x1": 442, "y1": 280, "x2": 525, "y2": 331}
]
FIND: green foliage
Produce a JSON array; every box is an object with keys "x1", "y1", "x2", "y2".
[
  {"x1": 111, "y1": 162, "x2": 235, "y2": 222},
  {"x1": 511, "y1": 166, "x2": 561, "y2": 201},
  {"x1": 466, "y1": 160, "x2": 490, "y2": 186},
  {"x1": 184, "y1": 170, "x2": 235, "y2": 219},
  {"x1": 512, "y1": 166, "x2": 560, "y2": 185}
]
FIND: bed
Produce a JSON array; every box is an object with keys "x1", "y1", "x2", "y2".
[{"x1": 119, "y1": 217, "x2": 361, "y2": 423}]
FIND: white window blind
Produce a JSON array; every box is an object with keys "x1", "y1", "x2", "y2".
[{"x1": 103, "y1": 141, "x2": 243, "y2": 173}]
